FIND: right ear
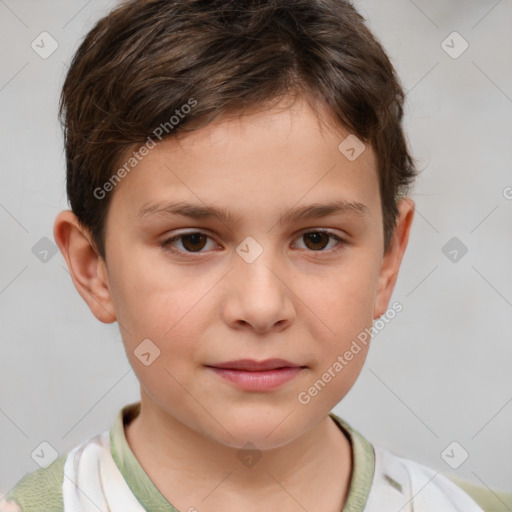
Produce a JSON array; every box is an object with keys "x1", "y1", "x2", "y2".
[{"x1": 53, "y1": 210, "x2": 116, "y2": 324}]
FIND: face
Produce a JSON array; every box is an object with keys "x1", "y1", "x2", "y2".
[{"x1": 58, "y1": 96, "x2": 413, "y2": 450}]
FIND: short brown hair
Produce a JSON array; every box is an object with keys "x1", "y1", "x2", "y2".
[{"x1": 59, "y1": 0, "x2": 419, "y2": 260}]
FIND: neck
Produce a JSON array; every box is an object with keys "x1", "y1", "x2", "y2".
[{"x1": 125, "y1": 391, "x2": 353, "y2": 511}]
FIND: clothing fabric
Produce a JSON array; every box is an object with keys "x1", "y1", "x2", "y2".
[{"x1": 1, "y1": 401, "x2": 484, "y2": 511}]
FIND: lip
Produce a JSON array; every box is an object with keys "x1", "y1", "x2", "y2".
[
  {"x1": 207, "y1": 367, "x2": 305, "y2": 391},
  {"x1": 205, "y1": 359, "x2": 306, "y2": 392},
  {"x1": 206, "y1": 358, "x2": 303, "y2": 371}
]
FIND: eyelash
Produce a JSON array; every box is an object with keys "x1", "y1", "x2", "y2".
[{"x1": 159, "y1": 229, "x2": 348, "y2": 256}]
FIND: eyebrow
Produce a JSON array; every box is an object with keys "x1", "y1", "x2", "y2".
[{"x1": 137, "y1": 199, "x2": 369, "y2": 225}]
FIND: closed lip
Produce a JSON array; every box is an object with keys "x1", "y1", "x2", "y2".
[{"x1": 205, "y1": 358, "x2": 305, "y2": 371}]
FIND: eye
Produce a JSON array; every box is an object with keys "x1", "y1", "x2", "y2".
[
  {"x1": 160, "y1": 231, "x2": 217, "y2": 254},
  {"x1": 160, "y1": 229, "x2": 347, "y2": 255},
  {"x1": 293, "y1": 229, "x2": 347, "y2": 253}
]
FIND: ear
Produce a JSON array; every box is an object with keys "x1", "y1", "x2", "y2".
[
  {"x1": 53, "y1": 210, "x2": 116, "y2": 324},
  {"x1": 373, "y1": 197, "x2": 415, "y2": 319}
]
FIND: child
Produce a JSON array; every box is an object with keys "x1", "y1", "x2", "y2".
[{"x1": 2, "y1": 0, "x2": 486, "y2": 510}]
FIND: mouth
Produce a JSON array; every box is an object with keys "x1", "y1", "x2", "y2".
[
  {"x1": 205, "y1": 359, "x2": 307, "y2": 391},
  {"x1": 205, "y1": 358, "x2": 306, "y2": 371}
]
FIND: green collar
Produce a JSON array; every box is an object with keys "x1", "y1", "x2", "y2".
[{"x1": 110, "y1": 402, "x2": 375, "y2": 511}]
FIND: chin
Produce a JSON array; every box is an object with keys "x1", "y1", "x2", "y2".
[{"x1": 203, "y1": 415, "x2": 305, "y2": 451}]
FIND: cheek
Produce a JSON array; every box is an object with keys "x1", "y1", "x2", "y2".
[
  {"x1": 110, "y1": 262, "x2": 212, "y2": 402},
  {"x1": 303, "y1": 269, "x2": 376, "y2": 402},
  {"x1": 296, "y1": 251, "x2": 380, "y2": 342},
  {"x1": 109, "y1": 244, "x2": 178, "y2": 327},
  {"x1": 108, "y1": 254, "x2": 214, "y2": 360},
  {"x1": 295, "y1": 251, "x2": 379, "y2": 402}
]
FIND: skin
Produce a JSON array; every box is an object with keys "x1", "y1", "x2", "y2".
[{"x1": 53, "y1": 95, "x2": 414, "y2": 512}]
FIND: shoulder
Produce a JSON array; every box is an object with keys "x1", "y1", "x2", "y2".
[
  {"x1": 1, "y1": 429, "x2": 111, "y2": 512},
  {"x1": 0, "y1": 453, "x2": 67, "y2": 512},
  {"x1": 364, "y1": 444, "x2": 485, "y2": 511},
  {"x1": 445, "y1": 474, "x2": 512, "y2": 512}
]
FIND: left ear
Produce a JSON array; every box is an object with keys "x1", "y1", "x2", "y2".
[{"x1": 373, "y1": 197, "x2": 415, "y2": 319}]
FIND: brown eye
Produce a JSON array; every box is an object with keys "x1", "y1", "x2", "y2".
[
  {"x1": 161, "y1": 232, "x2": 214, "y2": 254},
  {"x1": 303, "y1": 231, "x2": 331, "y2": 251},
  {"x1": 295, "y1": 230, "x2": 346, "y2": 253},
  {"x1": 160, "y1": 229, "x2": 347, "y2": 256},
  {"x1": 180, "y1": 233, "x2": 208, "y2": 252}
]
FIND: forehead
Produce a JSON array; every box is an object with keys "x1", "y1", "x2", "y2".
[{"x1": 107, "y1": 97, "x2": 380, "y2": 226}]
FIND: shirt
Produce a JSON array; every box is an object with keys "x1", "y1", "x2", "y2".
[{"x1": 1, "y1": 401, "x2": 484, "y2": 511}]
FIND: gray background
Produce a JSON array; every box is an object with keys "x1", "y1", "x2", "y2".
[{"x1": 1, "y1": 0, "x2": 511, "y2": 499}]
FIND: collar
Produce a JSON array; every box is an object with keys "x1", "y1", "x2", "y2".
[{"x1": 110, "y1": 401, "x2": 375, "y2": 511}]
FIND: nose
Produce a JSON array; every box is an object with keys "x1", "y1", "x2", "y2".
[{"x1": 221, "y1": 250, "x2": 296, "y2": 334}]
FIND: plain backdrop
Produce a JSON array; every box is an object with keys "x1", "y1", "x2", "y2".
[{"x1": 1, "y1": 0, "x2": 511, "y2": 498}]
